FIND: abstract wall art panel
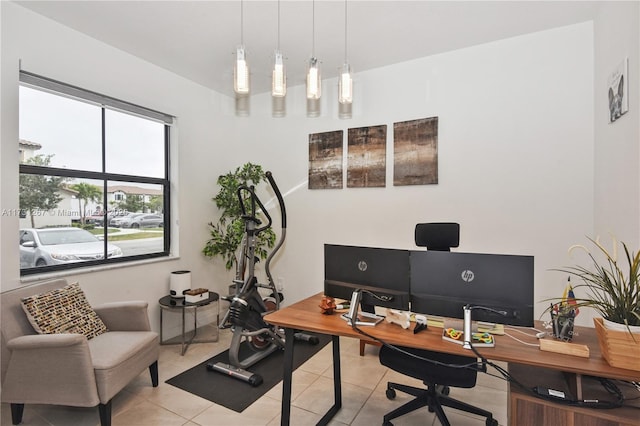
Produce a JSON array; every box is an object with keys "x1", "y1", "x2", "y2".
[
  {"x1": 347, "y1": 125, "x2": 387, "y2": 188},
  {"x1": 393, "y1": 117, "x2": 438, "y2": 186},
  {"x1": 309, "y1": 130, "x2": 343, "y2": 189}
]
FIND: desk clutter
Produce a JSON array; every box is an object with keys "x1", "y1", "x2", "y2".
[
  {"x1": 325, "y1": 294, "x2": 503, "y2": 347},
  {"x1": 548, "y1": 279, "x2": 580, "y2": 341},
  {"x1": 538, "y1": 338, "x2": 590, "y2": 358},
  {"x1": 442, "y1": 328, "x2": 496, "y2": 347},
  {"x1": 319, "y1": 291, "x2": 605, "y2": 356},
  {"x1": 385, "y1": 309, "x2": 411, "y2": 329}
]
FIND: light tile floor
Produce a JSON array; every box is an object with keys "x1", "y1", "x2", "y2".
[{"x1": 1, "y1": 327, "x2": 508, "y2": 426}]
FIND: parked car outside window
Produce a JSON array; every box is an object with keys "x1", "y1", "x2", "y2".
[
  {"x1": 19, "y1": 227, "x2": 123, "y2": 268},
  {"x1": 87, "y1": 210, "x2": 129, "y2": 227},
  {"x1": 122, "y1": 214, "x2": 164, "y2": 229},
  {"x1": 110, "y1": 213, "x2": 144, "y2": 228}
]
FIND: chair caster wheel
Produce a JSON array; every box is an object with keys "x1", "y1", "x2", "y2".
[
  {"x1": 385, "y1": 388, "x2": 396, "y2": 400},
  {"x1": 486, "y1": 418, "x2": 498, "y2": 426},
  {"x1": 437, "y1": 385, "x2": 450, "y2": 396},
  {"x1": 383, "y1": 421, "x2": 393, "y2": 426}
]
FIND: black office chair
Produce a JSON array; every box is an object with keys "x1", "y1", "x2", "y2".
[{"x1": 378, "y1": 223, "x2": 497, "y2": 426}]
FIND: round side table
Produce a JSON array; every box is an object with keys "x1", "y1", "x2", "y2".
[{"x1": 159, "y1": 292, "x2": 219, "y2": 355}]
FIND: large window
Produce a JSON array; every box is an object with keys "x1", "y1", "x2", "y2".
[{"x1": 18, "y1": 71, "x2": 173, "y2": 275}]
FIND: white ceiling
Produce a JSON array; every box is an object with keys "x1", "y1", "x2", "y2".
[{"x1": 15, "y1": 1, "x2": 600, "y2": 97}]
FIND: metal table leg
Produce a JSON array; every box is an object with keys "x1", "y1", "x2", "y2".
[
  {"x1": 280, "y1": 331, "x2": 341, "y2": 426},
  {"x1": 159, "y1": 294, "x2": 220, "y2": 356},
  {"x1": 281, "y1": 327, "x2": 295, "y2": 426}
]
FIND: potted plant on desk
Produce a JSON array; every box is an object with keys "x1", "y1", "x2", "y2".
[{"x1": 553, "y1": 237, "x2": 640, "y2": 370}]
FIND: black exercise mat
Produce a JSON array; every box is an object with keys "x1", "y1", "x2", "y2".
[{"x1": 165, "y1": 333, "x2": 331, "y2": 413}]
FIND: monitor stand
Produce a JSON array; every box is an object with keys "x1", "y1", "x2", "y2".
[
  {"x1": 342, "y1": 290, "x2": 384, "y2": 327},
  {"x1": 341, "y1": 311, "x2": 383, "y2": 326}
]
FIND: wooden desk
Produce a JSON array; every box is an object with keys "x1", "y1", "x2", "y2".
[{"x1": 264, "y1": 293, "x2": 640, "y2": 426}]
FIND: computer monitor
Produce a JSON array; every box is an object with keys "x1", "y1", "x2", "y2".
[
  {"x1": 324, "y1": 244, "x2": 411, "y2": 313},
  {"x1": 410, "y1": 251, "x2": 534, "y2": 327}
]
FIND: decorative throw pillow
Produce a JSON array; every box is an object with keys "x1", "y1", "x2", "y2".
[{"x1": 21, "y1": 282, "x2": 107, "y2": 339}]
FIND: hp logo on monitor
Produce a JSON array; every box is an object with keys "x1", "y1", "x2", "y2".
[
  {"x1": 461, "y1": 270, "x2": 475, "y2": 282},
  {"x1": 358, "y1": 260, "x2": 368, "y2": 272}
]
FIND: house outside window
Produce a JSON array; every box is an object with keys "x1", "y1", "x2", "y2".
[{"x1": 18, "y1": 71, "x2": 173, "y2": 275}]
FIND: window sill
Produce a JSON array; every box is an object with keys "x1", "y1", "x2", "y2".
[{"x1": 20, "y1": 254, "x2": 180, "y2": 283}]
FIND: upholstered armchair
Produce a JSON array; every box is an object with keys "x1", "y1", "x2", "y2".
[{"x1": 1, "y1": 278, "x2": 159, "y2": 426}]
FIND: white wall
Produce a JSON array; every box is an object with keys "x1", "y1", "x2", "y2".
[
  {"x1": 593, "y1": 1, "x2": 640, "y2": 247},
  {"x1": 4, "y1": 1, "x2": 636, "y2": 333}
]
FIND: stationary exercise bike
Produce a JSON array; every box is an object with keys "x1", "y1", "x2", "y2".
[{"x1": 207, "y1": 171, "x2": 318, "y2": 386}]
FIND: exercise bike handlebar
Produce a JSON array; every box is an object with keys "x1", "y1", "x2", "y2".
[
  {"x1": 265, "y1": 171, "x2": 286, "y2": 229},
  {"x1": 236, "y1": 185, "x2": 273, "y2": 234},
  {"x1": 264, "y1": 171, "x2": 286, "y2": 311}
]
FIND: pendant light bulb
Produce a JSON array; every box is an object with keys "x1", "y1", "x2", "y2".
[
  {"x1": 272, "y1": 50, "x2": 286, "y2": 97},
  {"x1": 339, "y1": 63, "x2": 352, "y2": 104},
  {"x1": 307, "y1": 57, "x2": 321, "y2": 99},
  {"x1": 234, "y1": 46, "x2": 249, "y2": 95}
]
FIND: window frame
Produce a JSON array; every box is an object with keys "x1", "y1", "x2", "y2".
[{"x1": 19, "y1": 71, "x2": 173, "y2": 276}]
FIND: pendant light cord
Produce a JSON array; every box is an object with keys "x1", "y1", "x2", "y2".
[
  {"x1": 277, "y1": 0, "x2": 281, "y2": 50},
  {"x1": 240, "y1": 0, "x2": 244, "y2": 45},
  {"x1": 311, "y1": 0, "x2": 315, "y2": 57},
  {"x1": 344, "y1": 0, "x2": 348, "y2": 63}
]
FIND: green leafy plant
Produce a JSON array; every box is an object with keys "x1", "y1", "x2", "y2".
[
  {"x1": 202, "y1": 163, "x2": 276, "y2": 276},
  {"x1": 70, "y1": 182, "x2": 102, "y2": 225},
  {"x1": 552, "y1": 237, "x2": 640, "y2": 333},
  {"x1": 19, "y1": 154, "x2": 65, "y2": 228}
]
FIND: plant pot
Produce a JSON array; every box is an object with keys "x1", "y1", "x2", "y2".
[
  {"x1": 593, "y1": 317, "x2": 640, "y2": 371},
  {"x1": 602, "y1": 317, "x2": 640, "y2": 334}
]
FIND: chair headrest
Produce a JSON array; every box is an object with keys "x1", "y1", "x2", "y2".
[{"x1": 415, "y1": 223, "x2": 460, "y2": 251}]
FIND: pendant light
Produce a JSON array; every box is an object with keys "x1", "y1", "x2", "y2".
[
  {"x1": 306, "y1": 0, "x2": 321, "y2": 117},
  {"x1": 338, "y1": 0, "x2": 352, "y2": 119},
  {"x1": 234, "y1": 0, "x2": 250, "y2": 116},
  {"x1": 234, "y1": 47, "x2": 249, "y2": 95},
  {"x1": 272, "y1": 0, "x2": 286, "y2": 117}
]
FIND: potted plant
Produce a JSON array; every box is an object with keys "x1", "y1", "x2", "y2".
[
  {"x1": 553, "y1": 237, "x2": 640, "y2": 370},
  {"x1": 202, "y1": 163, "x2": 276, "y2": 279}
]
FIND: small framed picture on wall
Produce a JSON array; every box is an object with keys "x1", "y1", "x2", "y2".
[{"x1": 608, "y1": 57, "x2": 629, "y2": 123}]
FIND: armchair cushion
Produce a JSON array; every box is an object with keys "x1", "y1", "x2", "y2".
[
  {"x1": 93, "y1": 301, "x2": 151, "y2": 331},
  {"x1": 20, "y1": 281, "x2": 107, "y2": 340}
]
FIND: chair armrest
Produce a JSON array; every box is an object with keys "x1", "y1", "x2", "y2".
[
  {"x1": 7, "y1": 333, "x2": 86, "y2": 350},
  {"x1": 94, "y1": 301, "x2": 151, "y2": 331},
  {"x1": 3, "y1": 334, "x2": 100, "y2": 406}
]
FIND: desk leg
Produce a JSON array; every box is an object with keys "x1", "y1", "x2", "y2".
[
  {"x1": 281, "y1": 327, "x2": 295, "y2": 426},
  {"x1": 280, "y1": 331, "x2": 342, "y2": 426},
  {"x1": 318, "y1": 335, "x2": 342, "y2": 426},
  {"x1": 563, "y1": 372, "x2": 583, "y2": 400}
]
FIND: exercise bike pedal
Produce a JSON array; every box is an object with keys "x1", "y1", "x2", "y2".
[{"x1": 206, "y1": 362, "x2": 264, "y2": 387}]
